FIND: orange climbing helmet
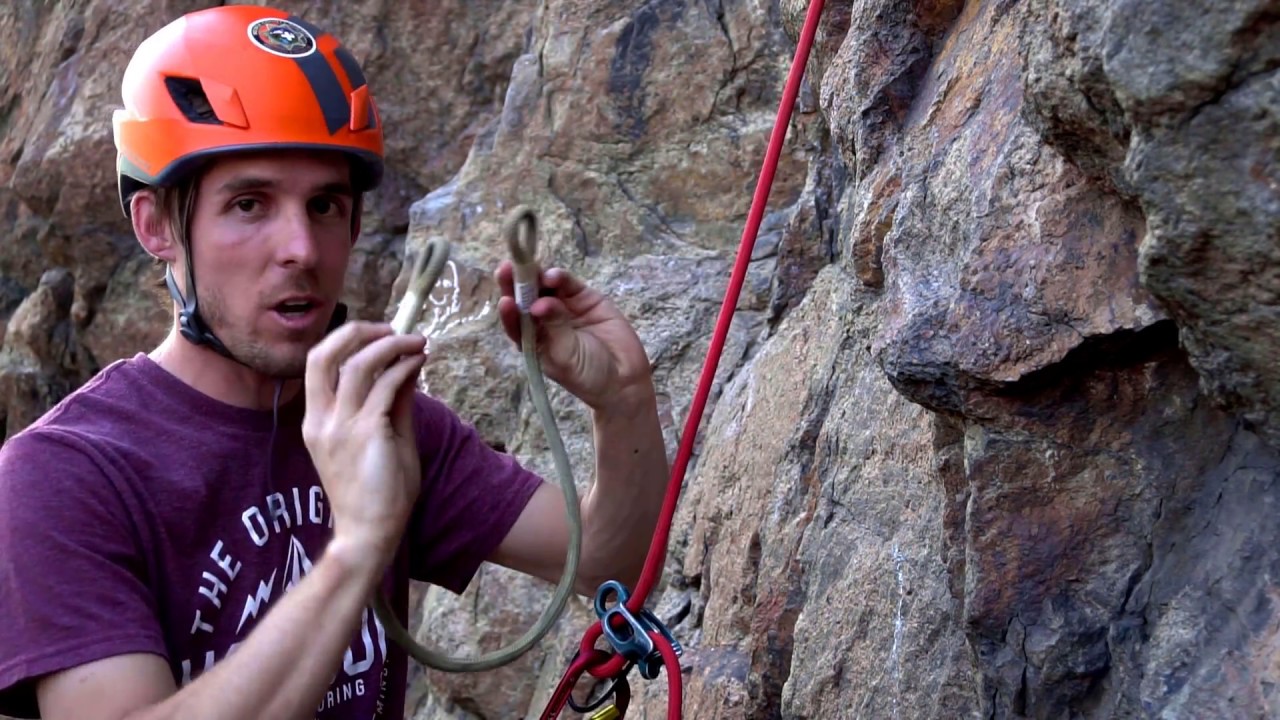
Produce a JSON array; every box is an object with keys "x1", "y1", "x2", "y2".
[{"x1": 112, "y1": 5, "x2": 384, "y2": 217}]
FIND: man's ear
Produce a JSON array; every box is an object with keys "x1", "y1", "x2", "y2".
[{"x1": 131, "y1": 190, "x2": 178, "y2": 263}]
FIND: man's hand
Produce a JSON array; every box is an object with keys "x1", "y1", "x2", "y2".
[
  {"x1": 494, "y1": 263, "x2": 652, "y2": 411},
  {"x1": 302, "y1": 321, "x2": 426, "y2": 569}
]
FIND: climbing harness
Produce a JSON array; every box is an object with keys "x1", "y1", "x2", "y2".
[
  {"x1": 377, "y1": 207, "x2": 584, "y2": 672},
  {"x1": 537, "y1": 0, "x2": 827, "y2": 716},
  {"x1": 378, "y1": 0, "x2": 827, "y2": 712}
]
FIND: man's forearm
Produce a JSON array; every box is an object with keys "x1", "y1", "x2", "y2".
[
  {"x1": 580, "y1": 381, "x2": 670, "y2": 591},
  {"x1": 130, "y1": 537, "x2": 383, "y2": 720}
]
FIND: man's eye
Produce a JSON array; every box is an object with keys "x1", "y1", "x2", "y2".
[
  {"x1": 235, "y1": 198, "x2": 258, "y2": 212},
  {"x1": 311, "y1": 197, "x2": 342, "y2": 215}
]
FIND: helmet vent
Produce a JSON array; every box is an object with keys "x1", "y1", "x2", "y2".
[{"x1": 164, "y1": 77, "x2": 222, "y2": 125}]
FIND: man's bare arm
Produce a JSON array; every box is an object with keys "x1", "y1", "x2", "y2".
[
  {"x1": 37, "y1": 536, "x2": 383, "y2": 720},
  {"x1": 576, "y1": 384, "x2": 669, "y2": 590}
]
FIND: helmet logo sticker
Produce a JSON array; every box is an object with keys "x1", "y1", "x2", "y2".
[{"x1": 247, "y1": 18, "x2": 316, "y2": 58}]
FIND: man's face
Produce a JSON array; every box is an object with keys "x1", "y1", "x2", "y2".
[{"x1": 180, "y1": 150, "x2": 357, "y2": 378}]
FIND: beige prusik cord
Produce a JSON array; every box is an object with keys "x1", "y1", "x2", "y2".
[{"x1": 373, "y1": 205, "x2": 583, "y2": 672}]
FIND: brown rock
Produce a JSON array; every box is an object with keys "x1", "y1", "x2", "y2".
[
  {"x1": 858, "y1": 0, "x2": 1166, "y2": 416},
  {"x1": 0, "y1": 189, "x2": 49, "y2": 345},
  {"x1": 786, "y1": 0, "x2": 1280, "y2": 717},
  {"x1": 631, "y1": 265, "x2": 978, "y2": 719},
  {"x1": 0, "y1": 267, "x2": 95, "y2": 440},
  {"x1": 1023, "y1": 0, "x2": 1280, "y2": 449}
]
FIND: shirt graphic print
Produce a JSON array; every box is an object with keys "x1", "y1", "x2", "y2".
[{"x1": 178, "y1": 482, "x2": 394, "y2": 718}]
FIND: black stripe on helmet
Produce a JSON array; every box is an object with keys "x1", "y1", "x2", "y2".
[
  {"x1": 283, "y1": 16, "x2": 360, "y2": 135},
  {"x1": 333, "y1": 47, "x2": 376, "y2": 130},
  {"x1": 333, "y1": 46, "x2": 366, "y2": 89},
  {"x1": 292, "y1": 52, "x2": 350, "y2": 135}
]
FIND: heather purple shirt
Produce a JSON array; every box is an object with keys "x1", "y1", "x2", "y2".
[{"x1": 0, "y1": 353, "x2": 543, "y2": 718}]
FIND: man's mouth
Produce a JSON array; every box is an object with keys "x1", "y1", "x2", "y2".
[
  {"x1": 270, "y1": 296, "x2": 324, "y2": 327},
  {"x1": 275, "y1": 300, "x2": 317, "y2": 316}
]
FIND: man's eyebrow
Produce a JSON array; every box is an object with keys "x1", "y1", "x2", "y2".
[
  {"x1": 215, "y1": 177, "x2": 354, "y2": 196},
  {"x1": 217, "y1": 176, "x2": 276, "y2": 195},
  {"x1": 316, "y1": 180, "x2": 355, "y2": 196}
]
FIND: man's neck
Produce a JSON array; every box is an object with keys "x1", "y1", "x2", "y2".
[{"x1": 148, "y1": 328, "x2": 303, "y2": 411}]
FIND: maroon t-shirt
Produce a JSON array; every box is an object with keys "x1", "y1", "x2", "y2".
[{"x1": 0, "y1": 353, "x2": 543, "y2": 718}]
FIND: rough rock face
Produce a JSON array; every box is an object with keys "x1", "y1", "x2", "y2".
[
  {"x1": 1032, "y1": 0, "x2": 1280, "y2": 450},
  {"x1": 0, "y1": 267, "x2": 95, "y2": 441},
  {"x1": 748, "y1": 0, "x2": 1277, "y2": 717},
  {"x1": 2, "y1": 1, "x2": 1278, "y2": 720}
]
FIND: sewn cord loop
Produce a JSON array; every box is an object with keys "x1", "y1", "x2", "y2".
[{"x1": 374, "y1": 205, "x2": 583, "y2": 672}]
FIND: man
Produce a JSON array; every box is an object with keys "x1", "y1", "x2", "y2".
[{"x1": 0, "y1": 6, "x2": 668, "y2": 720}]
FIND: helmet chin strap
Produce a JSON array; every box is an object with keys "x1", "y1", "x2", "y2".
[{"x1": 165, "y1": 261, "x2": 235, "y2": 361}]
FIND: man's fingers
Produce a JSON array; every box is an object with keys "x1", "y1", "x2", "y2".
[
  {"x1": 494, "y1": 260, "x2": 515, "y2": 298},
  {"x1": 496, "y1": 296, "x2": 523, "y2": 342},
  {"x1": 363, "y1": 352, "x2": 427, "y2": 424},
  {"x1": 334, "y1": 333, "x2": 427, "y2": 415},
  {"x1": 530, "y1": 294, "x2": 576, "y2": 328},
  {"x1": 305, "y1": 321, "x2": 395, "y2": 411},
  {"x1": 541, "y1": 267, "x2": 588, "y2": 298},
  {"x1": 390, "y1": 364, "x2": 419, "y2": 440},
  {"x1": 494, "y1": 265, "x2": 594, "y2": 352}
]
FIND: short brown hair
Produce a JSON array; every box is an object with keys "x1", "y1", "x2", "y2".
[{"x1": 143, "y1": 173, "x2": 200, "y2": 308}]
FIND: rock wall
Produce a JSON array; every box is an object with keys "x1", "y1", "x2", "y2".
[{"x1": 1, "y1": 1, "x2": 1277, "y2": 719}]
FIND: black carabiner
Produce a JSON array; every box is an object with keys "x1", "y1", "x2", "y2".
[{"x1": 567, "y1": 665, "x2": 634, "y2": 714}]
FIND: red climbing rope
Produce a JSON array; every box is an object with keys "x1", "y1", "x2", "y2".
[{"x1": 540, "y1": 0, "x2": 826, "y2": 716}]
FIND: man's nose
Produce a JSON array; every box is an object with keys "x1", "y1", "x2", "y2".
[{"x1": 277, "y1": 204, "x2": 320, "y2": 267}]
